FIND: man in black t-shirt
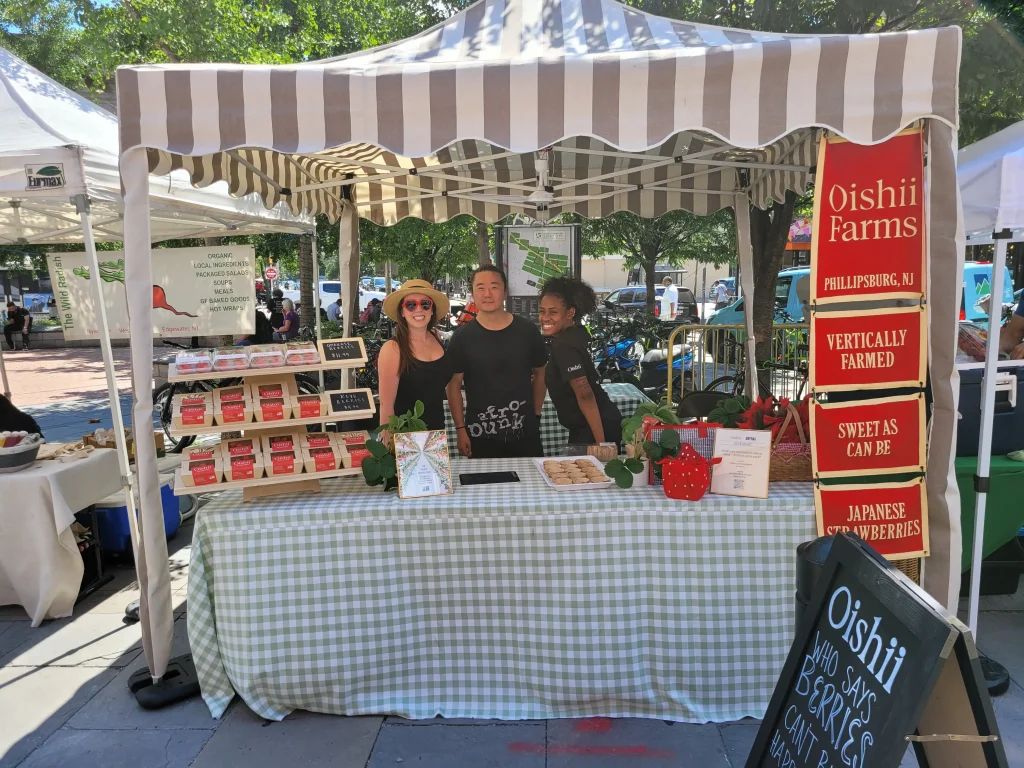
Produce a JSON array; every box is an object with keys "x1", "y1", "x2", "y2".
[
  {"x1": 4, "y1": 303, "x2": 31, "y2": 351},
  {"x1": 446, "y1": 265, "x2": 548, "y2": 458}
]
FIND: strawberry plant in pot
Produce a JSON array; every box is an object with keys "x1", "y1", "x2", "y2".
[
  {"x1": 361, "y1": 401, "x2": 427, "y2": 491},
  {"x1": 605, "y1": 403, "x2": 683, "y2": 488}
]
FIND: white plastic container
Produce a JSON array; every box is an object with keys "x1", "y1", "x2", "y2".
[{"x1": 174, "y1": 349, "x2": 214, "y2": 375}]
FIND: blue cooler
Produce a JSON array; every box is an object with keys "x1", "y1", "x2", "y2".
[
  {"x1": 95, "y1": 476, "x2": 180, "y2": 556},
  {"x1": 956, "y1": 365, "x2": 1024, "y2": 457}
]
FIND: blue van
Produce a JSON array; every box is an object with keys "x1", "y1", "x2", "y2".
[
  {"x1": 707, "y1": 267, "x2": 811, "y2": 326},
  {"x1": 961, "y1": 262, "x2": 1015, "y2": 327}
]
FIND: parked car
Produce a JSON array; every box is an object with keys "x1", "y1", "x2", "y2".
[
  {"x1": 602, "y1": 285, "x2": 699, "y2": 323},
  {"x1": 361, "y1": 276, "x2": 402, "y2": 292},
  {"x1": 706, "y1": 267, "x2": 810, "y2": 326},
  {"x1": 961, "y1": 262, "x2": 1015, "y2": 327}
]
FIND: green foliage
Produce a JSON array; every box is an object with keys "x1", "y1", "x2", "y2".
[
  {"x1": 707, "y1": 395, "x2": 752, "y2": 428},
  {"x1": 620, "y1": 401, "x2": 681, "y2": 457},
  {"x1": 604, "y1": 456, "x2": 648, "y2": 489},
  {"x1": 361, "y1": 401, "x2": 427, "y2": 491},
  {"x1": 359, "y1": 216, "x2": 479, "y2": 283}
]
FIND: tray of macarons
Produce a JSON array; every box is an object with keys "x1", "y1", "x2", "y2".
[{"x1": 533, "y1": 455, "x2": 612, "y2": 491}]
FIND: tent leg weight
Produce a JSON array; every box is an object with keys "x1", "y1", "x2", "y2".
[
  {"x1": 124, "y1": 599, "x2": 140, "y2": 623},
  {"x1": 129, "y1": 654, "x2": 201, "y2": 709},
  {"x1": 980, "y1": 655, "x2": 1011, "y2": 698}
]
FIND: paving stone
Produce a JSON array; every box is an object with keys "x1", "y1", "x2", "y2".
[
  {"x1": 718, "y1": 721, "x2": 759, "y2": 766},
  {"x1": 977, "y1": 609, "x2": 1024, "y2": 686},
  {"x1": 992, "y1": 679, "x2": 1024, "y2": 766},
  {"x1": 0, "y1": 621, "x2": 17, "y2": 640},
  {"x1": 17, "y1": 728, "x2": 211, "y2": 768},
  {"x1": 367, "y1": 722, "x2": 544, "y2": 768},
  {"x1": 900, "y1": 744, "x2": 920, "y2": 767},
  {"x1": 191, "y1": 704, "x2": 381, "y2": 768},
  {"x1": 546, "y1": 718, "x2": 730, "y2": 767},
  {"x1": 0, "y1": 612, "x2": 143, "y2": 669},
  {"x1": 0, "y1": 665, "x2": 118, "y2": 768},
  {"x1": 0, "y1": 605, "x2": 32, "y2": 621},
  {"x1": 66, "y1": 617, "x2": 215, "y2": 731}
]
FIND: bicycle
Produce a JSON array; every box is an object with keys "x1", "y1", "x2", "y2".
[{"x1": 703, "y1": 337, "x2": 808, "y2": 401}]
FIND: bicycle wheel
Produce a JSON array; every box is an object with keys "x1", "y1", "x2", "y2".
[{"x1": 704, "y1": 375, "x2": 743, "y2": 397}]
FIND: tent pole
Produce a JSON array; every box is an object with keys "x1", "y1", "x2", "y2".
[
  {"x1": 310, "y1": 228, "x2": 324, "y2": 391},
  {"x1": 734, "y1": 193, "x2": 757, "y2": 398},
  {"x1": 75, "y1": 195, "x2": 140, "y2": 555},
  {"x1": 0, "y1": 346, "x2": 9, "y2": 399},
  {"x1": 968, "y1": 231, "x2": 1010, "y2": 636}
]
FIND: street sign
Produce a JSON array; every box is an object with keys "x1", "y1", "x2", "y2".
[{"x1": 265, "y1": 266, "x2": 278, "y2": 280}]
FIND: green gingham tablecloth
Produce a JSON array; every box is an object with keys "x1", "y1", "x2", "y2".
[
  {"x1": 444, "y1": 382, "x2": 650, "y2": 455},
  {"x1": 187, "y1": 458, "x2": 816, "y2": 722}
]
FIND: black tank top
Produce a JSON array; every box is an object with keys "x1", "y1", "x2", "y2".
[{"x1": 393, "y1": 353, "x2": 452, "y2": 431}]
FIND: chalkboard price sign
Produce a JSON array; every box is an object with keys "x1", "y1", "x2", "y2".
[
  {"x1": 747, "y1": 533, "x2": 1006, "y2": 768},
  {"x1": 328, "y1": 389, "x2": 374, "y2": 416},
  {"x1": 317, "y1": 338, "x2": 368, "y2": 365}
]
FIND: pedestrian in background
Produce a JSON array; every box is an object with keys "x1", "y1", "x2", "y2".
[{"x1": 4, "y1": 302, "x2": 31, "y2": 351}]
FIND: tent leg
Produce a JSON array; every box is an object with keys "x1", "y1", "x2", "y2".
[
  {"x1": 76, "y1": 196, "x2": 140, "y2": 556},
  {"x1": 733, "y1": 193, "x2": 757, "y2": 398},
  {"x1": 311, "y1": 229, "x2": 324, "y2": 391},
  {"x1": 0, "y1": 345, "x2": 9, "y2": 399},
  {"x1": 968, "y1": 231, "x2": 1011, "y2": 697}
]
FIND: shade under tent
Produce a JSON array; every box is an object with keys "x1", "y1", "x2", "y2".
[{"x1": 115, "y1": 0, "x2": 965, "y2": 695}]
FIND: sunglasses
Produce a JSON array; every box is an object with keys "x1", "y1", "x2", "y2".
[{"x1": 403, "y1": 298, "x2": 433, "y2": 312}]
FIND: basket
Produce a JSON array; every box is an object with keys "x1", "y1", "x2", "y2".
[
  {"x1": 892, "y1": 558, "x2": 920, "y2": 584},
  {"x1": 644, "y1": 420, "x2": 719, "y2": 486},
  {"x1": 769, "y1": 404, "x2": 813, "y2": 482}
]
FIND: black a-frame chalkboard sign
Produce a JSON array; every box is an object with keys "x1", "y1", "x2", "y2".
[{"x1": 746, "y1": 533, "x2": 1007, "y2": 768}]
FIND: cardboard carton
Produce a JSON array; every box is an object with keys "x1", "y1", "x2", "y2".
[
  {"x1": 334, "y1": 430, "x2": 372, "y2": 449},
  {"x1": 181, "y1": 444, "x2": 220, "y2": 463},
  {"x1": 302, "y1": 445, "x2": 343, "y2": 473},
  {"x1": 266, "y1": 449, "x2": 302, "y2": 477},
  {"x1": 84, "y1": 430, "x2": 165, "y2": 462},
  {"x1": 172, "y1": 391, "x2": 213, "y2": 429},
  {"x1": 292, "y1": 393, "x2": 327, "y2": 420},
  {"x1": 246, "y1": 376, "x2": 298, "y2": 422},
  {"x1": 181, "y1": 458, "x2": 223, "y2": 487},
  {"x1": 220, "y1": 437, "x2": 259, "y2": 460},
  {"x1": 213, "y1": 385, "x2": 253, "y2": 426},
  {"x1": 224, "y1": 452, "x2": 265, "y2": 482},
  {"x1": 298, "y1": 431, "x2": 336, "y2": 452},
  {"x1": 260, "y1": 429, "x2": 303, "y2": 455},
  {"x1": 346, "y1": 446, "x2": 371, "y2": 469}
]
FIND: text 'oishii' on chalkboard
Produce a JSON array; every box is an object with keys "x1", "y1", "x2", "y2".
[
  {"x1": 328, "y1": 389, "x2": 375, "y2": 416},
  {"x1": 317, "y1": 338, "x2": 368, "y2": 365},
  {"x1": 746, "y1": 533, "x2": 1007, "y2": 768}
]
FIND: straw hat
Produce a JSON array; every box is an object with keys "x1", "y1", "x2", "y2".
[{"x1": 382, "y1": 279, "x2": 450, "y2": 321}]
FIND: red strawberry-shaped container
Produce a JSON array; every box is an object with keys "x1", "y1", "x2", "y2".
[{"x1": 657, "y1": 444, "x2": 721, "y2": 501}]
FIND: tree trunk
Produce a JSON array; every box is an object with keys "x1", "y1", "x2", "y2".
[
  {"x1": 298, "y1": 233, "x2": 314, "y2": 330},
  {"x1": 203, "y1": 237, "x2": 222, "y2": 247},
  {"x1": 749, "y1": 191, "x2": 798, "y2": 393},
  {"x1": 475, "y1": 221, "x2": 491, "y2": 267},
  {"x1": 643, "y1": 250, "x2": 658, "y2": 316}
]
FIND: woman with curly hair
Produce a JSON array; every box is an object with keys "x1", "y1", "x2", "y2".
[{"x1": 539, "y1": 276, "x2": 623, "y2": 447}]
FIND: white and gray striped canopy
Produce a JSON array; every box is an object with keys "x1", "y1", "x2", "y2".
[{"x1": 116, "y1": 0, "x2": 960, "y2": 225}]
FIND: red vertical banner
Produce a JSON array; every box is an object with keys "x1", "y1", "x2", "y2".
[
  {"x1": 810, "y1": 129, "x2": 926, "y2": 304},
  {"x1": 814, "y1": 479, "x2": 929, "y2": 559},
  {"x1": 810, "y1": 395, "x2": 926, "y2": 478}
]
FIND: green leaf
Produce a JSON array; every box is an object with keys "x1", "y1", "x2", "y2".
[
  {"x1": 367, "y1": 440, "x2": 390, "y2": 459},
  {"x1": 621, "y1": 416, "x2": 643, "y2": 444},
  {"x1": 605, "y1": 459, "x2": 625, "y2": 476},
  {"x1": 644, "y1": 441, "x2": 664, "y2": 462},
  {"x1": 413, "y1": 400, "x2": 425, "y2": 418},
  {"x1": 409, "y1": 418, "x2": 427, "y2": 432},
  {"x1": 362, "y1": 459, "x2": 382, "y2": 484},
  {"x1": 380, "y1": 454, "x2": 397, "y2": 479},
  {"x1": 614, "y1": 472, "x2": 634, "y2": 489},
  {"x1": 659, "y1": 429, "x2": 681, "y2": 451},
  {"x1": 724, "y1": 398, "x2": 742, "y2": 414},
  {"x1": 624, "y1": 457, "x2": 644, "y2": 474}
]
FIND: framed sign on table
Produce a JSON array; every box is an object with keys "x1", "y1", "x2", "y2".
[{"x1": 394, "y1": 430, "x2": 454, "y2": 500}]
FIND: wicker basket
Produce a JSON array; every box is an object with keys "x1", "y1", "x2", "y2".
[
  {"x1": 769, "y1": 404, "x2": 813, "y2": 482},
  {"x1": 892, "y1": 558, "x2": 920, "y2": 584}
]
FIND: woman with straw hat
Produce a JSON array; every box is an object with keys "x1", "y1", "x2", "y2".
[{"x1": 377, "y1": 280, "x2": 453, "y2": 434}]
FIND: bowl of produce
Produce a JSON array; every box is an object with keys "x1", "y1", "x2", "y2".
[{"x1": 0, "y1": 432, "x2": 44, "y2": 473}]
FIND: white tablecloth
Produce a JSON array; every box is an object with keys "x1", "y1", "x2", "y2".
[{"x1": 0, "y1": 449, "x2": 120, "y2": 625}]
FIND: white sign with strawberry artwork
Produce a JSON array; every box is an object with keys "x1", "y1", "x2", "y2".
[{"x1": 47, "y1": 245, "x2": 256, "y2": 339}]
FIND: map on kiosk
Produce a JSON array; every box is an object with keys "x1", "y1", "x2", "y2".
[{"x1": 505, "y1": 228, "x2": 570, "y2": 295}]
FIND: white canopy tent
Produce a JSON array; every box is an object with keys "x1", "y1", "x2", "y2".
[
  {"x1": 957, "y1": 120, "x2": 1024, "y2": 637},
  {"x1": 0, "y1": 46, "x2": 311, "y2": 630},
  {"x1": 116, "y1": 0, "x2": 965, "y2": 699}
]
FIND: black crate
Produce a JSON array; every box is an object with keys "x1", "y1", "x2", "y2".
[{"x1": 956, "y1": 365, "x2": 1024, "y2": 456}]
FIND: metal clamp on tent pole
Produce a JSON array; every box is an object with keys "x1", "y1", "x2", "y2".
[
  {"x1": 994, "y1": 228, "x2": 1013, "y2": 240},
  {"x1": 974, "y1": 474, "x2": 990, "y2": 493},
  {"x1": 906, "y1": 734, "x2": 1000, "y2": 743}
]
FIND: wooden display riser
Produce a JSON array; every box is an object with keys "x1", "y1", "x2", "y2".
[{"x1": 173, "y1": 466, "x2": 362, "y2": 499}]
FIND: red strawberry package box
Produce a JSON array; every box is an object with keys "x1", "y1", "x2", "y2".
[
  {"x1": 180, "y1": 457, "x2": 223, "y2": 487},
  {"x1": 172, "y1": 391, "x2": 213, "y2": 429},
  {"x1": 260, "y1": 429, "x2": 302, "y2": 456},
  {"x1": 246, "y1": 376, "x2": 298, "y2": 422},
  {"x1": 213, "y1": 385, "x2": 253, "y2": 426},
  {"x1": 224, "y1": 452, "x2": 265, "y2": 482},
  {"x1": 302, "y1": 445, "x2": 344, "y2": 473},
  {"x1": 266, "y1": 449, "x2": 302, "y2": 477}
]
